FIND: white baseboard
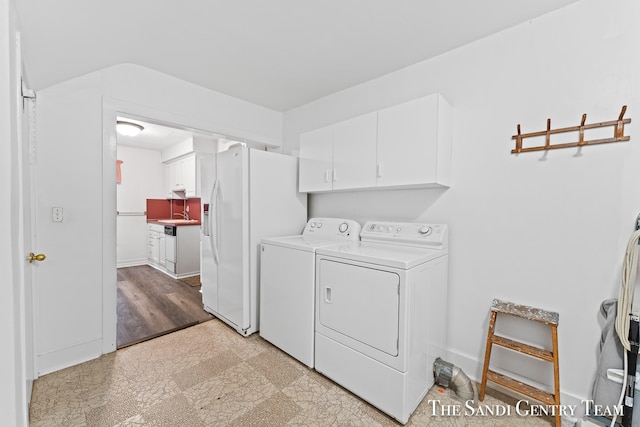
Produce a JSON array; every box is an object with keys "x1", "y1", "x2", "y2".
[
  {"x1": 116, "y1": 258, "x2": 148, "y2": 268},
  {"x1": 36, "y1": 339, "x2": 103, "y2": 377},
  {"x1": 441, "y1": 347, "x2": 585, "y2": 425}
]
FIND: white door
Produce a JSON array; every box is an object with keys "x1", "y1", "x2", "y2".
[
  {"x1": 33, "y1": 73, "x2": 104, "y2": 375},
  {"x1": 299, "y1": 125, "x2": 333, "y2": 192},
  {"x1": 317, "y1": 259, "x2": 400, "y2": 356},
  {"x1": 215, "y1": 147, "x2": 247, "y2": 329},
  {"x1": 332, "y1": 112, "x2": 377, "y2": 190}
]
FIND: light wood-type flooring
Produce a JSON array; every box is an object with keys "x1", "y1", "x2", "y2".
[{"x1": 117, "y1": 265, "x2": 212, "y2": 348}]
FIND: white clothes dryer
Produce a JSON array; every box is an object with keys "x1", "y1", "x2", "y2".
[
  {"x1": 314, "y1": 221, "x2": 449, "y2": 424},
  {"x1": 259, "y1": 218, "x2": 361, "y2": 367}
]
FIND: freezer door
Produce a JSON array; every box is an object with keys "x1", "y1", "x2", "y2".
[
  {"x1": 215, "y1": 147, "x2": 250, "y2": 330},
  {"x1": 200, "y1": 154, "x2": 218, "y2": 314}
]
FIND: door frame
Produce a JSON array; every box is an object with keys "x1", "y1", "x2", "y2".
[{"x1": 101, "y1": 99, "x2": 233, "y2": 350}]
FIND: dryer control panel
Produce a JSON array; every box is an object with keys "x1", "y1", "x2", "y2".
[
  {"x1": 303, "y1": 218, "x2": 362, "y2": 239},
  {"x1": 360, "y1": 221, "x2": 448, "y2": 249}
]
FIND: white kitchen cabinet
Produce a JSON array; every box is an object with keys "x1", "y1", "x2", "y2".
[
  {"x1": 299, "y1": 112, "x2": 377, "y2": 192},
  {"x1": 158, "y1": 233, "x2": 166, "y2": 268},
  {"x1": 298, "y1": 93, "x2": 452, "y2": 193},
  {"x1": 299, "y1": 125, "x2": 333, "y2": 192},
  {"x1": 147, "y1": 223, "x2": 164, "y2": 266},
  {"x1": 165, "y1": 161, "x2": 177, "y2": 198},
  {"x1": 376, "y1": 93, "x2": 452, "y2": 188},
  {"x1": 147, "y1": 223, "x2": 199, "y2": 278},
  {"x1": 165, "y1": 153, "x2": 198, "y2": 198},
  {"x1": 332, "y1": 112, "x2": 377, "y2": 190}
]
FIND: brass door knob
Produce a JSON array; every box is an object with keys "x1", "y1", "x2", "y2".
[{"x1": 28, "y1": 253, "x2": 46, "y2": 263}]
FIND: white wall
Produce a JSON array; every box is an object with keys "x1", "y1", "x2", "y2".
[
  {"x1": 116, "y1": 145, "x2": 165, "y2": 267},
  {"x1": 102, "y1": 64, "x2": 283, "y2": 147},
  {"x1": 283, "y1": 0, "x2": 640, "y2": 413},
  {"x1": 32, "y1": 63, "x2": 284, "y2": 375}
]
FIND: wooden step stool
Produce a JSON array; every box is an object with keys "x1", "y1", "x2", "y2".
[{"x1": 479, "y1": 299, "x2": 560, "y2": 427}]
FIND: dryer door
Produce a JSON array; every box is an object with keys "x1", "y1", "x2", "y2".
[{"x1": 318, "y1": 259, "x2": 400, "y2": 356}]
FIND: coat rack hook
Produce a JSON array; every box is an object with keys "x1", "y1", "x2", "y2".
[
  {"x1": 515, "y1": 124, "x2": 522, "y2": 153},
  {"x1": 545, "y1": 118, "x2": 551, "y2": 149},
  {"x1": 619, "y1": 105, "x2": 627, "y2": 121},
  {"x1": 616, "y1": 105, "x2": 628, "y2": 139},
  {"x1": 578, "y1": 114, "x2": 587, "y2": 145}
]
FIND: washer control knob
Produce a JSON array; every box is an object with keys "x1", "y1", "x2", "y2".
[
  {"x1": 339, "y1": 222, "x2": 349, "y2": 233},
  {"x1": 310, "y1": 222, "x2": 316, "y2": 228},
  {"x1": 317, "y1": 222, "x2": 323, "y2": 228},
  {"x1": 418, "y1": 225, "x2": 432, "y2": 236}
]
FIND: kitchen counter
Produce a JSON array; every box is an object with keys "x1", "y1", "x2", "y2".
[
  {"x1": 147, "y1": 220, "x2": 200, "y2": 279},
  {"x1": 147, "y1": 219, "x2": 201, "y2": 226}
]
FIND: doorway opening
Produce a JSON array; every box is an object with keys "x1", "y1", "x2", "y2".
[{"x1": 115, "y1": 115, "x2": 221, "y2": 348}]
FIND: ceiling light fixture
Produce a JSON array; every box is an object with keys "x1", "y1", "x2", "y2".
[{"x1": 116, "y1": 120, "x2": 144, "y2": 137}]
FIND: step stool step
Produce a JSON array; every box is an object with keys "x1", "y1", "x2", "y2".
[
  {"x1": 491, "y1": 299, "x2": 559, "y2": 325},
  {"x1": 487, "y1": 369, "x2": 557, "y2": 405},
  {"x1": 491, "y1": 334, "x2": 555, "y2": 362}
]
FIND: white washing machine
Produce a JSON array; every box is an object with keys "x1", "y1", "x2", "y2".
[
  {"x1": 314, "y1": 221, "x2": 449, "y2": 424},
  {"x1": 259, "y1": 218, "x2": 361, "y2": 368}
]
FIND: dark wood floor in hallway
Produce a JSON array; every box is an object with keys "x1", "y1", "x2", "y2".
[{"x1": 117, "y1": 265, "x2": 213, "y2": 348}]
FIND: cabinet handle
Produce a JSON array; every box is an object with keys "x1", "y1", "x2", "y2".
[
  {"x1": 376, "y1": 162, "x2": 383, "y2": 178},
  {"x1": 332, "y1": 169, "x2": 337, "y2": 182},
  {"x1": 325, "y1": 170, "x2": 331, "y2": 183}
]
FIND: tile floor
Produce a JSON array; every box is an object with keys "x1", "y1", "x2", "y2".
[{"x1": 29, "y1": 319, "x2": 555, "y2": 426}]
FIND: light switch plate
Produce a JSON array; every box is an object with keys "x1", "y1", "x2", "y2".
[{"x1": 52, "y1": 207, "x2": 63, "y2": 222}]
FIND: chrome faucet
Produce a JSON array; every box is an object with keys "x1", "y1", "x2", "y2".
[{"x1": 174, "y1": 211, "x2": 190, "y2": 220}]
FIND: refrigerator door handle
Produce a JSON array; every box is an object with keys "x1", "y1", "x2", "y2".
[{"x1": 209, "y1": 179, "x2": 220, "y2": 265}]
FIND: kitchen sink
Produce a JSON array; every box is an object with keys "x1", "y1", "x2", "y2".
[{"x1": 156, "y1": 219, "x2": 200, "y2": 224}]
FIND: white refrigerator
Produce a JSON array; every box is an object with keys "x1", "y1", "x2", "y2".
[{"x1": 200, "y1": 145, "x2": 307, "y2": 336}]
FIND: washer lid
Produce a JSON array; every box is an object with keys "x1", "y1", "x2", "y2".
[
  {"x1": 315, "y1": 241, "x2": 447, "y2": 269},
  {"x1": 261, "y1": 235, "x2": 354, "y2": 252}
]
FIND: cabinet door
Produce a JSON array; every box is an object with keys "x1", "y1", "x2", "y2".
[
  {"x1": 183, "y1": 154, "x2": 197, "y2": 196},
  {"x1": 332, "y1": 112, "x2": 377, "y2": 190},
  {"x1": 159, "y1": 234, "x2": 166, "y2": 267},
  {"x1": 175, "y1": 157, "x2": 186, "y2": 189},
  {"x1": 148, "y1": 230, "x2": 160, "y2": 264},
  {"x1": 165, "y1": 162, "x2": 177, "y2": 197},
  {"x1": 299, "y1": 125, "x2": 333, "y2": 192},
  {"x1": 377, "y1": 94, "x2": 446, "y2": 187}
]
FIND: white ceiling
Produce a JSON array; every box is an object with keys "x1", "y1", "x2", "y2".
[
  {"x1": 115, "y1": 117, "x2": 203, "y2": 151},
  {"x1": 16, "y1": 0, "x2": 579, "y2": 112}
]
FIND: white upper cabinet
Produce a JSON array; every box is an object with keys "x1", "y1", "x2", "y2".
[
  {"x1": 298, "y1": 93, "x2": 452, "y2": 193},
  {"x1": 377, "y1": 93, "x2": 452, "y2": 188},
  {"x1": 299, "y1": 125, "x2": 334, "y2": 193},
  {"x1": 299, "y1": 112, "x2": 378, "y2": 192},
  {"x1": 165, "y1": 153, "x2": 198, "y2": 198},
  {"x1": 332, "y1": 112, "x2": 377, "y2": 190}
]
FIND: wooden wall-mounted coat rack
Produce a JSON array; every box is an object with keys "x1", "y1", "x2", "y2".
[{"x1": 512, "y1": 105, "x2": 631, "y2": 154}]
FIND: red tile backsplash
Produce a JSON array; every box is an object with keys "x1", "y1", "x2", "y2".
[{"x1": 147, "y1": 198, "x2": 201, "y2": 221}]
